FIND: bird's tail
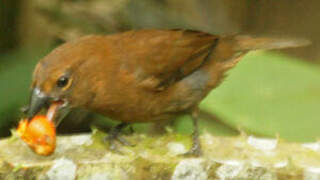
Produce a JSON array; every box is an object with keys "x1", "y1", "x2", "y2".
[
  {"x1": 233, "y1": 35, "x2": 311, "y2": 51},
  {"x1": 215, "y1": 35, "x2": 310, "y2": 72}
]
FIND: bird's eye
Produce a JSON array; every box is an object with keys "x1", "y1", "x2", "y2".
[{"x1": 56, "y1": 76, "x2": 69, "y2": 88}]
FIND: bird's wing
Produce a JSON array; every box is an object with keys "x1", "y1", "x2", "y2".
[{"x1": 117, "y1": 29, "x2": 219, "y2": 90}]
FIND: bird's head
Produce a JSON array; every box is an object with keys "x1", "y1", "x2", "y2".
[
  {"x1": 28, "y1": 62, "x2": 73, "y2": 126},
  {"x1": 27, "y1": 36, "x2": 107, "y2": 126}
]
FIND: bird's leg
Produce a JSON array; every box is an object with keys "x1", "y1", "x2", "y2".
[
  {"x1": 104, "y1": 122, "x2": 132, "y2": 152},
  {"x1": 183, "y1": 108, "x2": 202, "y2": 156}
]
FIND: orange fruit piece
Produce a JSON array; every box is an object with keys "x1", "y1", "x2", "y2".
[{"x1": 17, "y1": 115, "x2": 56, "y2": 156}]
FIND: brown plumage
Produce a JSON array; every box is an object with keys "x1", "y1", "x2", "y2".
[{"x1": 27, "y1": 29, "x2": 308, "y2": 155}]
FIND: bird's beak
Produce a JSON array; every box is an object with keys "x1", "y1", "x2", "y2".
[
  {"x1": 28, "y1": 88, "x2": 49, "y2": 120},
  {"x1": 27, "y1": 88, "x2": 70, "y2": 127}
]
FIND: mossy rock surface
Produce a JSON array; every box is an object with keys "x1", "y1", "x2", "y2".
[{"x1": 0, "y1": 131, "x2": 320, "y2": 179}]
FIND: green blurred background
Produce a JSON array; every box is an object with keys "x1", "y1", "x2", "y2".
[{"x1": 1, "y1": 0, "x2": 320, "y2": 142}]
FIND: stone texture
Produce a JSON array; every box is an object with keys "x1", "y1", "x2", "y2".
[{"x1": 0, "y1": 131, "x2": 320, "y2": 179}]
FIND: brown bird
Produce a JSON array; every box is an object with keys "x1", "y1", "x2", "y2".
[{"x1": 27, "y1": 29, "x2": 308, "y2": 155}]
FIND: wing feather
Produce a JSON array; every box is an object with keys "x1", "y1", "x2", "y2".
[{"x1": 117, "y1": 29, "x2": 219, "y2": 90}]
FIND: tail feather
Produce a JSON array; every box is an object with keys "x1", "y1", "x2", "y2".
[{"x1": 234, "y1": 35, "x2": 311, "y2": 51}]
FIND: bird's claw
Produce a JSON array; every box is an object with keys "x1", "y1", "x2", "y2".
[
  {"x1": 104, "y1": 133, "x2": 133, "y2": 153},
  {"x1": 117, "y1": 136, "x2": 133, "y2": 146},
  {"x1": 104, "y1": 134, "x2": 132, "y2": 146},
  {"x1": 181, "y1": 146, "x2": 202, "y2": 157},
  {"x1": 103, "y1": 123, "x2": 134, "y2": 153}
]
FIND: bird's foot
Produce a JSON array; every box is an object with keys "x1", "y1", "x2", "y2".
[
  {"x1": 104, "y1": 133, "x2": 132, "y2": 146},
  {"x1": 104, "y1": 134, "x2": 132, "y2": 154},
  {"x1": 181, "y1": 141, "x2": 202, "y2": 157},
  {"x1": 103, "y1": 123, "x2": 133, "y2": 153}
]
